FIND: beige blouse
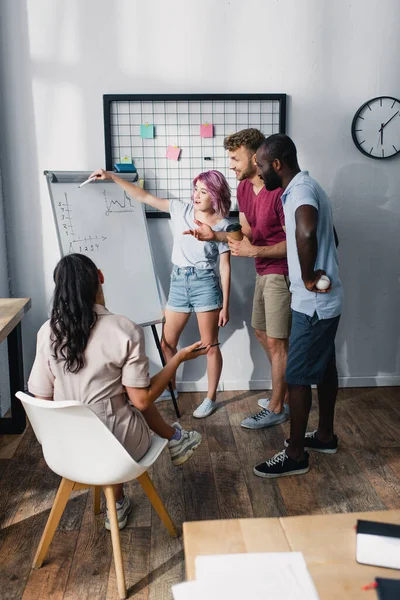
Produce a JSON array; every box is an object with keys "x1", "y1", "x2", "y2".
[{"x1": 28, "y1": 304, "x2": 152, "y2": 461}]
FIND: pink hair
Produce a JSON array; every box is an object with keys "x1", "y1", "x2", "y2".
[{"x1": 191, "y1": 170, "x2": 231, "y2": 218}]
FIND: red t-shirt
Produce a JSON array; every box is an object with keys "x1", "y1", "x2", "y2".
[{"x1": 237, "y1": 180, "x2": 288, "y2": 276}]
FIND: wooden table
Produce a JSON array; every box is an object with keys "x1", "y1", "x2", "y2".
[
  {"x1": 0, "y1": 298, "x2": 31, "y2": 434},
  {"x1": 183, "y1": 510, "x2": 400, "y2": 599}
]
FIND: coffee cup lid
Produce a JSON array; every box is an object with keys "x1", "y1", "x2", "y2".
[{"x1": 226, "y1": 223, "x2": 242, "y2": 232}]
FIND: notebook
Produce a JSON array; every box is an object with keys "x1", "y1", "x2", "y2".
[
  {"x1": 356, "y1": 520, "x2": 400, "y2": 569},
  {"x1": 375, "y1": 578, "x2": 400, "y2": 600}
]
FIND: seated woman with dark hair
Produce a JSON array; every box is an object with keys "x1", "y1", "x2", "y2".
[{"x1": 28, "y1": 253, "x2": 209, "y2": 530}]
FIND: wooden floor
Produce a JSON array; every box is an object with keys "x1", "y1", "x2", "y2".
[{"x1": 1, "y1": 387, "x2": 400, "y2": 599}]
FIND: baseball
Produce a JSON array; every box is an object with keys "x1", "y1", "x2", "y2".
[{"x1": 316, "y1": 275, "x2": 331, "y2": 290}]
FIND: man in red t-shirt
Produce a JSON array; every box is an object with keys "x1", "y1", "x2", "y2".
[{"x1": 184, "y1": 129, "x2": 291, "y2": 429}]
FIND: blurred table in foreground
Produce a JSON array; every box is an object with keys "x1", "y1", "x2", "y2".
[
  {"x1": 0, "y1": 298, "x2": 31, "y2": 434},
  {"x1": 183, "y1": 510, "x2": 400, "y2": 599}
]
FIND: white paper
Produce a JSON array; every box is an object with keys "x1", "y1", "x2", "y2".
[
  {"x1": 190, "y1": 552, "x2": 319, "y2": 600},
  {"x1": 173, "y1": 579, "x2": 318, "y2": 600}
]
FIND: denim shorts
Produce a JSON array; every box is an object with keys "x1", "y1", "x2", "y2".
[
  {"x1": 286, "y1": 310, "x2": 340, "y2": 385},
  {"x1": 166, "y1": 266, "x2": 223, "y2": 313}
]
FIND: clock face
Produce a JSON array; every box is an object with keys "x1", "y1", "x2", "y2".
[{"x1": 351, "y1": 96, "x2": 400, "y2": 159}]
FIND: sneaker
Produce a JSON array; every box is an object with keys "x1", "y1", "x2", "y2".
[
  {"x1": 168, "y1": 422, "x2": 202, "y2": 466},
  {"x1": 253, "y1": 450, "x2": 309, "y2": 479},
  {"x1": 155, "y1": 388, "x2": 179, "y2": 403},
  {"x1": 258, "y1": 397, "x2": 290, "y2": 415},
  {"x1": 240, "y1": 408, "x2": 286, "y2": 430},
  {"x1": 284, "y1": 430, "x2": 338, "y2": 454},
  {"x1": 105, "y1": 494, "x2": 131, "y2": 531},
  {"x1": 193, "y1": 398, "x2": 217, "y2": 419}
]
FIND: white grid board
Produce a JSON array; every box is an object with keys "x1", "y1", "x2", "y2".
[{"x1": 108, "y1": 98, "x2": 283, "y2": 212}]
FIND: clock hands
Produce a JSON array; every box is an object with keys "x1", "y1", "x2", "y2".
[
  {"x1": 380, "y1": 110, "x2": 399, "y2": 131},
  {"x1": 377, "y1": 110, "x2": 399, "y2": 146}
]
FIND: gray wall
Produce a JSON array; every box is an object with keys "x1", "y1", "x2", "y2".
[
  {"x1": 0, "y1": 0, "x2": 399, "y2": 391},
  {"x1": 0, "y1": 163, "x2": 10, "y2": 416}
]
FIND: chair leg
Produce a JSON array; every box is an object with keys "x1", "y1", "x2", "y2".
[
  {"x1": 33, "y1": 477, "x2": 75, "y2": 568},
  {"x1": 103, "y1": 486, "x2": 127, "y2": 600},
  {"x1": 93, "y1": 486, "x2": 101, "y2": 514},
  {"x1": 137, "y1": 472, "x2": 178, "y2": 537}
]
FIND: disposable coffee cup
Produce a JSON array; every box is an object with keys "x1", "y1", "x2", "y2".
[{"x1": 226, "y1": 223, "x2": 243, "y2": 241}]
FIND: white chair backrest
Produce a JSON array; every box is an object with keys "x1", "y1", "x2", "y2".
[{"x1": 16, "y1": 392, "x2": 141, "y2": 485}]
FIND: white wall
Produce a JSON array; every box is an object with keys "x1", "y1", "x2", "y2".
[{"x1": 0, "y1": 0, "x2": 399, "y2": 390}]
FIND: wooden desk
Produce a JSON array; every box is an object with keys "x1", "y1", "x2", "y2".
[
  {"x1": 183, "y1": 510, "x2": 400, "y2": 599},
  {"x1": 0, "y1": 298, "x2": 31, "y2": 434}
]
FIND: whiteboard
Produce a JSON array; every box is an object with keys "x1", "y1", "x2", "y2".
[{"x1": 45, "y1": 171, "x2": 163, "y2": 327}]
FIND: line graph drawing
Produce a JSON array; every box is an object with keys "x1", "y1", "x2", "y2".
[
  {"x1": 104, "y1": 190, "x2": 136, "y2": 216},
  {"x1": 68, "y1": 235, "x2": 107, "y2": 254},
  {"x1": 57, "y1": 192, "x2": 108, "y2": 254}
]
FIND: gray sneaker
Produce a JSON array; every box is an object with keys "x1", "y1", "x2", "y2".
[
  {"x1": 105, "y1": 494, "x2": 131, "y2": 531},
  {"x1": 241, "y1": 408, "x2": 287, "y2": 430},
  {"x1": 168, "y1": 423, "x2": 202, "y2": 466},
  {"x1": 258, "y1": 397, "x2": 290, "y2": 416}
]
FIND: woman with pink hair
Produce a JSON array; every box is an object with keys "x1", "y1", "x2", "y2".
[{"x1": 91, "y1": 168, "x2": 231, "y2": 418}]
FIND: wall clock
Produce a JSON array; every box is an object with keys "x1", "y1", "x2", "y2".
[{"x1": 351, "y1": 96, "x2": 400, "y2": 159}]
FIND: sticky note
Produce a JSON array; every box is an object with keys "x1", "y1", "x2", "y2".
[
  {"x1": 200, "y1": 123, "x2": 214, "y2": 138},
  {"x1": 140, "y1": 124, "x2": 155, "y2": 139},
  {"x1": 120, "y1": 154, "x2": 133, "y2": 164},
  {"x1": 166, "y1": 145, "x2": 181, "y2": 161}
]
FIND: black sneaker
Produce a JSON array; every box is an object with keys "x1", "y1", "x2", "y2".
[
  {"x1": 253, "y1": 450, "x2": 309, "y2": 478},
  {"x1": 284, "y1": 430, "x2": 338, "y2": 454}
]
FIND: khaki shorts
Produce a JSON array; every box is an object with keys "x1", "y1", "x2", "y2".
[{"x1": 251, "y1": 274, "x2": 292, "y2": 339}]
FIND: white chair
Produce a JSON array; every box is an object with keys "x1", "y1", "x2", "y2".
[{"x1": 16, "y1": 391, "x2": 177, "y2": 599}]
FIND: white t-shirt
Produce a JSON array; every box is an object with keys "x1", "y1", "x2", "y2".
[{"x1": 169, "y1": 199, "x2": 230, "y2": 269}]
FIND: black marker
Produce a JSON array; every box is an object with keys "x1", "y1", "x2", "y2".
[{"x1": 192, "y1": 342, "x2": 220, "y2": 352}]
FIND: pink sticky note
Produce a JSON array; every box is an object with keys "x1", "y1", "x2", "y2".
[
  {"x1": 200, "y1": 124, "x2": 214, "y2": 138},
  {"x1": 166, "y1": 145, "x2": 181, "y2": 160}
]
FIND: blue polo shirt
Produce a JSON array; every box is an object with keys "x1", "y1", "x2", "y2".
[{"x1": 281, "y1": 171, "x2": 343, "y2": 319}]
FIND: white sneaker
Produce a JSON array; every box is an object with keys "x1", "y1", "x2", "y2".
[
  {"x1": 258, "y1": 397, "x2": 290, "y2": 415},
  {"x1": 193, "y1": 398, "x2": 217, "y2": 419},
  {"x1": 105, "y1": 494, "x2": 131, "y2": 531},
  {"x1": 155, "y1": 388, "x2": 179, "y2": 403},
  {"x1": 168, "y1": 423, "x2": 202, "y2": 466}
]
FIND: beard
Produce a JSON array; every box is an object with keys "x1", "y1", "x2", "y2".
[
  {"x1": 264, "y1": 169, "x2": 282, "y2": 191},
  {"x1": 237, "y1": 158, "x2": 257, "y2": 181}
]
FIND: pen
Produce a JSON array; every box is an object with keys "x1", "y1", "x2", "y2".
[
  {"x1": 361, "y1": 582, "x2": 377, "y2": 590},
  {"x1": 78, "y1": 176, "x2": 97, "y2": 189},
  {"x1": 191, "y1": 343, "x2": 220, "y2": 352}
]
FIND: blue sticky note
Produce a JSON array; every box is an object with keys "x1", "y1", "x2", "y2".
[{"x1": 140, "y1": 124, "x2": 155, "y2": 139}]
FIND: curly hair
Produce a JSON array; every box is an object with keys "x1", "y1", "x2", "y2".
[
  {"x1": 50, "y1": 254, "x2": 99, "y2": 373},
  {"x1": 191, "y1": 170, "x2": 231, "y2": 218},
  {"x1": 223, "y1": 128, "x2": 266, "y2": 154}
]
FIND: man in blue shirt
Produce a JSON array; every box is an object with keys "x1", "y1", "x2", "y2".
[{"x1": 253, "y1": 134, "x2": 343, "y2": 478}]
